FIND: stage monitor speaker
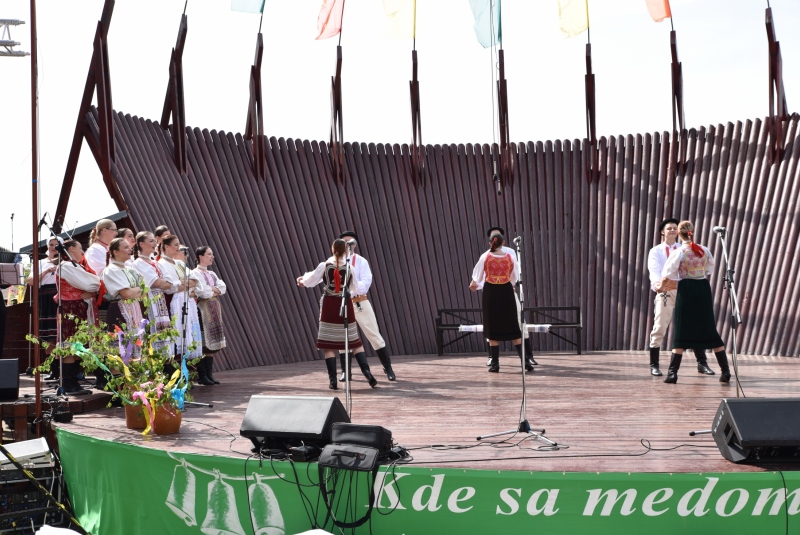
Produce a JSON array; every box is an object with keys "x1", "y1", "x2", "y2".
[
  {"x1": 0, "y1": 359, "x2": 19, "y2": 401},
  {"x1": 240, "y1": 395, "x2": 350, "y2": 451},
  {"x1": 712, "y1": 398, "x2": 800, "y2": 463}
]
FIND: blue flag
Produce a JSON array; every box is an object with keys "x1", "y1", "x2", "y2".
[{"x1": 469, "y1": 0, "x2": 501, "y2": 48}]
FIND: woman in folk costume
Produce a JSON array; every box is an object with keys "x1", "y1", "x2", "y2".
[
  {"x1": 469, "y1": 233, "x2": 522, "y2": 373},
  {"x1": 297, "y1": 239, "x2": 377, "y2": 390},
  {"x1": 54, "y1": 240, "x2": 100, "y2": 395},
  {"x1": 86, "y1": 218, "x2": 118, "y2": 330},
  {"x1": 192, "y1": 246, "x2": 227, "y2": 385},
  {"x1": 659, "y1": 220, "x2": 730, "y2": 384},
  {"x1": 27, "y1": 238, "x2": 60, "y2": 380},
  {"x1": 132, "y1": 232, "x2": 174, "y2": 357},
  {"x1": 101, "y1": 238, "x2": 146, "y2": 389},
  {"x1": 157, "y1": 235, "x2": 205, "y2": 372},
  {"x1": 118, "y1": 228, "x2": 136, "y2": 267}
]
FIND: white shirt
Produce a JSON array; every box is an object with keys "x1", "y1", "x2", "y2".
[
  {"x1": 85, "y1": 242, "x2": 109, "y2": 278},
  {"x1": 471, "y1": 249, "x2": 520, "y2": 287},
  {"x1": 662, "y1": 243, "x2": 715, "y2": 281},
  {"x1": 133, "y1": 257, "x2": 179, "y2": 293},
  {"x1": 158, "y1": 257, "x2": 205, "y2": 298},
  {"x1": 59, "y1": 262, "x2": 100, "y2": 293},
  {"x1": 102, "y1": 261, "x2": 142, "y2": 299},
  {"x1": 33, "y1": 258, "x2": 58, "y2": 286},
  {"x1": 192, "y1": 267, "x2": 227, "y2": 299},
  {"x1": 647, "y1": 241, "x2": 681, "y2": 291},
  {"x1": 474, "y1": 246, "x2": 517, "y2": 290},
  {"x1": 347, "y1": 254, "x2": 372, "y2": 296},
  {"x1": 300, "y1": 257, "x2": 359, "y2": 295}
]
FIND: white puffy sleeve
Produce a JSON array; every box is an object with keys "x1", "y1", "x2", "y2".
[
  {"x1": 704, "y1": 246, "x2": 715, "y2": 277},
  {"x1": 300, "y1": 262, "x2": 327, "y2": 287},
  {"x1": 102, "y1": 267, "x2": 132, "y2": 298},
  {"x1": 471, "y1": 251, "x2": 490, "y2": 287},
  {"x1": 354, "y1": 256, "x2": 372, "y2": 295},
  {"x1": 60, "y1": 263, "x2": 100, "y2": 293},
  {"x1": 158, "y1": 260, "x2": 181, "y2": 294},
  {"x1": 509, "y1": 253, "x2": 520, "y2": 285},
  {"x1": 85, "y1": 244, "x2": 107, "y2": 278},
  {"x1": 661, "y1": 249, "x2": 684, "y2": 281}
]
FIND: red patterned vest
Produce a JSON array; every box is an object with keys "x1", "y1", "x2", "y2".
[{"x1": 484, "y1": 253, "x2": 513, "y2": 284}]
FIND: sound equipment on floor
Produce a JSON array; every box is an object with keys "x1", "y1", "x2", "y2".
[
  {"x1": 712, "y1": 398, "x2": 800, "y2": 463},
  {"x1": 331, "y1": 423, "x2": 392, "y2": 453},
  {"x1": 239, "y1": 395, "x2": 350, "y2": 452},
  {"x1": 0, "y1": 359, "x2": 19, "y2": 401}
]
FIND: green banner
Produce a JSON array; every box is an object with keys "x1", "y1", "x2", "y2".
[{"x1": 57, "y1": 429, "x2": 800, "y2": 535}]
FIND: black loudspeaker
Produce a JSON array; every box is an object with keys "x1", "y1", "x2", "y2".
[
  {"x1": 0, "y1": 359, "x2": 19, "y2": 401},
  {"x1": 240, "y1": 395, "x2": 350, "y2": 451},
  {"x1": 332, "y1": 423, "x2": 392, "y2": 453},
  {"x1": 712, "y1": 398, "x2": 800, "y2": 463}
]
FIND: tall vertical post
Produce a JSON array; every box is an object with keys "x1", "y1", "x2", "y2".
[{"x1": 29, "y1": 0, "x2": 42, "y2": 435}]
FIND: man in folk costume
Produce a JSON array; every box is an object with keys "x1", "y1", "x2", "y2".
[
  {"x1": 337, "y1": 231, "x2": 396, "y2": 382},
  {"x1": 647, "y1": 218, "x2": 715, "y2": 376},
  {"x1": 481, "y1": 226, "x2": 536, "y2": 371}
]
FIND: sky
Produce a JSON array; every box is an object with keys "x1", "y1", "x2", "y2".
[{"x1": 1, "y1": 0, "x2": 798, "y2": 252}]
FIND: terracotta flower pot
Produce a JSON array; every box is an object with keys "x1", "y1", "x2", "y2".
[
  {"x1": 125, "y1": 403, "x2": 147, "y2": 430},
  {"x1": 153, "y1": 404, "x2": 183, "y2": 435}
]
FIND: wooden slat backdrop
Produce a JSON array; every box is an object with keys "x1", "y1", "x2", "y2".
[{"x1": 86, "y1": 108, "x2": 800, "y2": 370}]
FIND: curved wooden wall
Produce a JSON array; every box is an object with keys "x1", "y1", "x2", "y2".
[{"x1": 88, "y1": 109, "x2": 800, "y2": 369}]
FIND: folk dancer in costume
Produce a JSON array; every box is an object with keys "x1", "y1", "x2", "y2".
[
  {"x1": 158, "y1": 235, "x2": 206, "y2": 380},
  {"x1": 54, "y1": 240, "x2": 100, "y2": 395},
  {"x1": 192, "y1": 246, "x2": 227, "y2": 385},
  {"x1": 297, "y1": 239, "x2": 377, "y2": 390},
  {"x1": 336, "y1": 231, "x2": 396, "y2": 382},
  {"x1": 659, "y1": 221, "x2": 730, "y2": 384},
  {"x1": 132, "y1": 232, "x2": 175, "y2": 358},
  {"x1": 481, "y1": 226, "x2": 536, "y2": 370},
  {"x1": 647, "y1": 218, "x2": 715, "y2": 376},
  {"x1": 153, "y1": 225, "x2": 171, "y2": 261},
  {"x1": 101, "y1": 238, "x2": 146, "y2": 390},
  {"x1": 27, "y1": 238, "x2": 60, "y2": 380},
  {"x1": 469, "y1": 233, "x2": 524, "y2": 373},
  {"x1": 118, "y1": 228, "x2": 136, "y2": 267}
]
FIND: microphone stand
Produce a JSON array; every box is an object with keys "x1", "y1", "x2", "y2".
[
  {"x1": 476, "y1": 237, "x2": 558, "y2": 449},
  {"x1": 717, "y1": 230, "x2": 743, "y2": 397},
  {"x1": 339, "y1": 245, "x2": 354, "y2": 416}
]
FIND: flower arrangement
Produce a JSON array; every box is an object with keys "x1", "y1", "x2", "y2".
[{"x1": 28, "y1": 281, "x2": 201, "y2": 435}]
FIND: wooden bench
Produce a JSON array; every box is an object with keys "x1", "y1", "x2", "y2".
[{"x1": 435, "y1": 307, "x2": 583, "y2": 356}]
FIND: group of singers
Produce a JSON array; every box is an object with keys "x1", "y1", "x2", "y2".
[{"x1": 30, "y1": 220, "x2": 228, "y2": 395}]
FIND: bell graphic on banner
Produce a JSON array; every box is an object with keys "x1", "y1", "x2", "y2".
[
  {"x1": 248, "y1": 473, "x2": 286, "y2": 535},
  {"x1": 166, "y1": 459, "x2": 197, "y2": 526},
  {"x1": 201, "y1": 469, "x2": 246, "y2": 535}
]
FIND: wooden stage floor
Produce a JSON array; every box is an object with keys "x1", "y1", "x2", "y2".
[{"x1": 33, "y1": 351, "x2": 800, "y2": 473}]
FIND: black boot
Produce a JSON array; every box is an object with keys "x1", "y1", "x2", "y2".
[
  {"x1": 94, "y1": 368, "x2": 110, "y2": 391},
  {"x1": 205, "y1": 356, "x2": 220, "y2": 384},
  {"x1": 376, "y1": 347, "x2": 396, "y2": 381},
  {"x1": 339, "y1": 353, "x2": 353, "y2": 382},
  {"x1": 488, "y1": 346, "x2": 500, "y2": 373},
  {"x1": 62, "y1": 362, "x2": 90, "y2": 396},
  {"x1": 664, "y1": 352, "x2": 683, "y2": 384},
  {"x1": 517, "y1": 344, "x2": 534, "y2": 372},
  {"x1": 355, "y1": 352, "x2": 378, "y2": 387},
  {"x1": 715, "y1": 350, "x2": 731, "y2": 383},
  {"x1": 649, "y1": 347, "x2": 662, "y2": 376},
  {"x1": 196, "y1": 357, "x2": 215, "y2": 386},
  {"x1": 524, "y1": 342, "x2": 538, "y2": 366},
  {"x1": 694, "y1": 349, "x2": 715, "y2": 375},
  {"x1": 325, "y1": 358, "x2": 338, "y2": 390},
  {"x1": 164, "y1": 361, "x2": 177, "y2": 380},
  {"x1": 45, "y1": 359, "x2": 61, "y2": 381}
]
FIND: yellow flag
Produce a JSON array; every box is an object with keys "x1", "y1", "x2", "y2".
[
  {"x1": 645, "y1": 0, "x2": 671, "y2": 22},
  {"x1": 558, "y1": 0, "x2": 588, "y2": 38},
  {"x1": 383, "y1": 0, "x2": 415, "y2": 39}
]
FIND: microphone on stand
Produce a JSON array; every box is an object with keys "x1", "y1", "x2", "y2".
[
  {"x1": 179, "y1": 245, "x2": 189, "y2": 252},
  {"x1": 712, "y1": 226, "x2": 727, "y2": 234},
  {"x1": 493, "y1": 159, "x2": 502, "y2": 196},
  {"x1": 346, "y1": 240, "x2": 356, "y2": 247},
  {"x1": 513, "y1": 236, "x2": 522, "y2": 246},
  {"x1": 37, "y1": 212, "x2": 49, "y2": 230}
]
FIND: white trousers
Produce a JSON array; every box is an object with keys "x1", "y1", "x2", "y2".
[
  {"x1": 344, "y1": 298, "x2": 386, "y2": 351},
  {"x1": 649, "y1": 289, "x2": 676, "y2": 348}
]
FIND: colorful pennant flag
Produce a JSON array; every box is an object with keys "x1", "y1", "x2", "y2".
[
  {"x1": 383, "y1": 0, "x2": 416, "y2": 39},
  {"x1": 558, "y1": 0, "x2": 588, "y2": 38},
  {"x1": 231, "y1": 0, "x2": 265, "y2": 14},
  {"x1": 316, "y1": 0, "x2": 345, "y2": 40},
  {"x1": 645, "y1": 0, "x2": 671, "y2": 22},
  {"x1": 469, "y1": 0, "x2": 502, "y2": 48}
]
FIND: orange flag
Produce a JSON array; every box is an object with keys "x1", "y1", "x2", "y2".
[
  {"x1": 645, "y1": 0, "x2": 671, "y2": 22},
  {"x1": 316, "y1": 0, "x2": 345, "y2": 40}
]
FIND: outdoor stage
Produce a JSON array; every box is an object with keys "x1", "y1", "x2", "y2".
[{"x1": 27, "y1": 350, "x2": 798, "y2": 534}]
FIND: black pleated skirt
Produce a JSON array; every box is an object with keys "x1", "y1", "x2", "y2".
[
  {"x1": 482, "y1": 282, "x2": 522, "y2": 341},
  {"x1": 673, "y1": 278, "x2": 724, "y2": 349}
]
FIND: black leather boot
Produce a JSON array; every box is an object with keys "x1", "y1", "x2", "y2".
[
  {"x1": 649, "y1": 347, "x2": 662, "y2": 376},
  {"x1": 325, "y1": 358, "x2": 338, "y2": 390},
  {"x1": 517, "y1": 344, "x2": 534, "y2": 372},
  {"x1": 694, "y1": 348, "x2": 715, "y2": 375},
  {"x1": 376, "y1": 347, "x2": 396, "y2": 381},
  {"x1": 62, "y1": 362, "x2": 90, "y2": 396},
  {"x1": 664, "y1": 352, "x2": 683, "y2": 384},
  {"x1": 715, "y1": 350, "x2": 731, "y2": 383},
  {"x1": 205, "y1": 356, "x2": 220, "y2": 384},
  {"x1": 339, "y1": 353, "x2": 353, "y2": 382},
  {"x1": 196, "y1": 357, "x2": 215, "y2": 386},
  {"x1": 524, "y1": 341, "x2": 538, "y2": 366},
  {"x1": 45, "y1": 359, "x2": 61, "y2": 381},
  {"x1": 488, "y1": 346, "x2": 500, "y2": 373},
  {"x1": 354, "y1": 352, "x2": 377, "y2": 387},
  {"x1": 94, "y1": 368, "x2": 110, "y2": 391}
]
